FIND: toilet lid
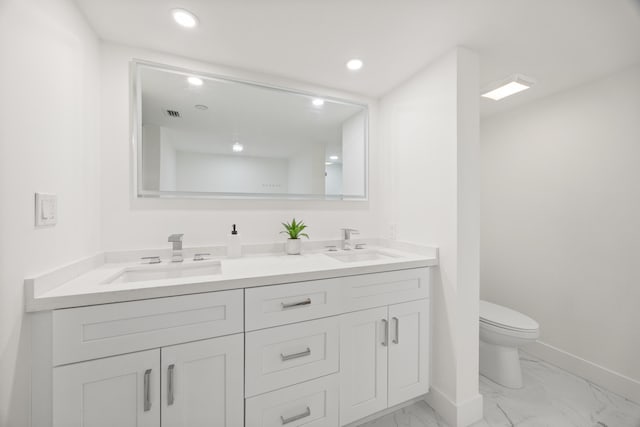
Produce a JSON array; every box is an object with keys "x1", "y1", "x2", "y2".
[{"x1": 480, "y1": 300, "x2": 539, "y2": 331}]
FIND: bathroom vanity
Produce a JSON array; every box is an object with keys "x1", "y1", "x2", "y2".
[{"x1": 26, "y1": 245, "x2": 436, "y2": 427}]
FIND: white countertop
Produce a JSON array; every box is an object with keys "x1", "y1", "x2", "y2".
[{"x1": 25, "y1": 242, "x2": 438, "y2": 312}]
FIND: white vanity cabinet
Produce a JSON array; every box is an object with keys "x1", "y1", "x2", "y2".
[
  {"x1": 387, "y1": 299, "x2": 430, "y2": 407},
  {"x1": 34, "y1": 289, "x2": 245, "y2": 427},
  {"x1": 52, "y1": 334, "x2": 244, "y2": 427},
  {"x1": 161, "y1": 335, "x2": 244, "y2": 427},
  {"x1": 245, "y1": 316, "x2": 340, "y2": 397},
  {"x1": 244, "y1": 267, "x2": 431, "y2": 427},
  {"x1": 339, "y1": 306, "x2": 389, "y2": 423},
  {"x1": 245, "y1": 374, "x2": 340, "y2": 427},
  {"x1": 339, "y1": 299, "x2": 430, "y2": 425},
  {"x1": 32, "y1": 265, "x2": 432, "y2": 427},
  {"x1": 53, "y1": 349, "x2": 160, "y2": 427}
]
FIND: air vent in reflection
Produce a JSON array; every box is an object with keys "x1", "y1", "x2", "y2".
[{"x1": 165, "y1": 109, "x2": 181, "y2": 118}]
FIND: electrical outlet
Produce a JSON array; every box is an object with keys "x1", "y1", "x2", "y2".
[{"x1": 35, "y1": 193, "x2": 57, "y2": 227}]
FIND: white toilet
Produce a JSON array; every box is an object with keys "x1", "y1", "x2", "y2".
[{"x1": 479, "y1": 300, "x2": 539, "y2": 388}]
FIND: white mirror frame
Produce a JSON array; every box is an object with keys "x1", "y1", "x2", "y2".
[{"x1": 130, "y1": 60, "x2": 369, "y2": 201}]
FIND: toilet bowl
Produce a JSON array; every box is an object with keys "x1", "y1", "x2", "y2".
[{"x1": 479, "y1": 300, "x2": 539, "y2": 389}]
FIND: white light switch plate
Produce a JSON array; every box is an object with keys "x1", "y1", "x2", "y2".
[{"x1": 35, "y1": 193, "x2": 57, "y2": 227}]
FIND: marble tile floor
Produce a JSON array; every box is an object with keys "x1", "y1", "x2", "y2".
[{"x1": 358, "y1": 353, "x2": 640, "y2": 427}]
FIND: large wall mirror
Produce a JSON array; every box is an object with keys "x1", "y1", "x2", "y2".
[{"x1": 132, "y1": 61, "x2": 368, "y2": 199}]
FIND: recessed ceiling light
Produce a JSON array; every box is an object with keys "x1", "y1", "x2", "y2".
[
  {"x1": 346, "y1": 59, "x2": 363, "y2": 71},
  {"x1": 325, "y1": 161, "x2": 333, "y2": 166},
  {"x1": 172, "y1": 9, "x2": 198, "y2": 28},
  {"x1": 481, "y1": 74, "x2": 535, "y2": 101},
  {"x1": 187, "y1": 76, "x2": 203, "y2": 86},
  {"x1": 312, "y1": 98, "x2": 325, "y2": 107},
  {"x1": 329, "y1": 155, "x2": 339, "y2": 161},
  {"x1": 194, "y1": 104, "x2": 208, "y2": 110},
  {"x1": 232, "y1": 142, "x2": 244, "y2": 153}
]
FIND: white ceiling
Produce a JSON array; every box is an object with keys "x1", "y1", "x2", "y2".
[{"x1": 75, "y1": 0, "x2": 640, "y2": 116}]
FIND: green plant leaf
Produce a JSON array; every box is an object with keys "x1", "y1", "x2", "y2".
[{"x1": 281, "y1": 218, "x2": 309, "y2": 239}]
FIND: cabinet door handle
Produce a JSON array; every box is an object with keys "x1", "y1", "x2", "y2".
[
  {"x1": 144, "y1": 369, "x2": 152, "y2": 412},
  {"x1": 381, "y1": 319, "x2": 388, "y2": 347},
  {"x1": 281, "y1": 298, "x2": 311, "y2": 309},
  {"x1": 281, "y1": 406, "x2": 311, "y2": 425},
  {"x1": 392, "y1": 316, "x2": 399, "y2": 344},
  {"x1": 280, "y1": 347, "x2": 311, "y2": 361},
  {"x1": 167, "y1": 364, "x2": 175, "y2": 406}
]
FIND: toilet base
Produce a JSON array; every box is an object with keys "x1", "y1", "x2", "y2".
[{"x1": 479, "y1": 340, "x2": 523, "y2": 389}]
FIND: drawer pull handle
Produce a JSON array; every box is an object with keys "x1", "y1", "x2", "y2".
[
  {"x1": 280, "y1": 347, "x2": 311, "y2": 361},
  {"x1": 381, "y1": 319, "x2": 388, "y2": 347},
  {"x1": 393, "y1": 316, "x2": 400, "y2": 344},
  {"x1": 281, "y1": 406, "x2": 311, "y2": 425},
  {"x1": 167, "y1": 364, "x2": 175, "y2": 406},
  {"x1": 144, "y1": 369, "x2": 152, "y2": 412},
  {"x1": 281, "y1": 298, "x2": 311, "y2": 309}
]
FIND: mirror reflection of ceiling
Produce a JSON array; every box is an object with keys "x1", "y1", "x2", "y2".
[{"x1": 141, "y1": 66, "x2": 364, "y2": 161}]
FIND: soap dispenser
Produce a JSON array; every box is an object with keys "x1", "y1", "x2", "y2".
[{"x1": 227, "y1": 224, "x2": 242, "y2": 258}]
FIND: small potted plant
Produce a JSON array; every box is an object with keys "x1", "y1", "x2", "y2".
[{"x1": 281, "y1": 218, "x2": 309, "y2": 255}]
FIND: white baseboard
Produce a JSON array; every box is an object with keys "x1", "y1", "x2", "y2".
[
  {"x1": 425, "y1": 386, "x2": 483, "y2": 427},
  {"x1": 524, "y1": 340, "x2": 640, "y2": 405}
]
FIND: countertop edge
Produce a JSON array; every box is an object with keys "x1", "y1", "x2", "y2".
[{"x1": 26, "y1": 258, "x2": 437, "y2": 312}]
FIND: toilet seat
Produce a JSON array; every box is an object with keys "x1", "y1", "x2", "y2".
[
  {"x1": 480, "y1": 319, "x2": 540, "y2": 340},
  {"x1": 480, "y1": 300, "x2": 539, "y2": 332}
]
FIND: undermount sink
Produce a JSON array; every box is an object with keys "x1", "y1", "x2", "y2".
[
  {"x1": 324, "y1": 249, "x2": 401, "y2": 263},
  {"x1": 102, "y1": 260, "x2": 222, "y2": 285}
]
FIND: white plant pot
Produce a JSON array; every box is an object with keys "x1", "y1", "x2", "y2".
[{"x1": 286, "y1": 238, "x2": 302, "y2": 255}]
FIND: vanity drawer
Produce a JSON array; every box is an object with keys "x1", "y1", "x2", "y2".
[
  {"x1": 245, "y1": 374, "x2": 339, "y2": 427},
  {"x1": 245, "y1": 317, "x2": 339, "y2": 397},
  {"x1": 52, "y1": 290, "x2": 243, "y2": 366},
  {"x1": 342, "y1": 268, "x2": 430, "y2": 312},
  {"x1": 245, "y1": 279, "x2": 342, "y2": 331}
]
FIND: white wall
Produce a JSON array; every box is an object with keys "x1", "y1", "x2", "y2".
[
  {"x1": 325, "y1": 163, "x2": 343, "y2": 195},
  {"x1": 379, "y1": 48, "x2": 481, "y2": 426},
  {"x1": 141, "y1": 124, "x2": 161, "y2": 191},
  {"x1": 175, "y1": 151, "x2": 289, "y2": 194},
  {"x1": 157, "y1": 127, "x2": 289, "y2": 194},
  {"x1": 342, "y1": 111, "x2": 367, "y2": 197},
  {"x1": 0, "y1": 0, "x2": 102, "y2": 425},
  {"x1": 100, "y1": 42, "x2": 382, "y2": 251},
  {"x1": 481, "y1": 63, "x2": 640, "y2": 402},
  {"x1": 287, "y1": 144, "x2": 325, "y2": 195},
  {"x1": 159, "y1": 131, "x2": 177, "y2": 191}
]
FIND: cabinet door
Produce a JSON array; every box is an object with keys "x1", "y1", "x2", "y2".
[
  {"x1": 339, "y1": 307, "x2": 388, "y2": 426},
  {"x1": 53, "y1": 349, "x2": 159, "y2": 427},
  {"x1": 388, "y1": 299, "x2": 430, "y2": 406},
  {"x1": 161, "y1": 334, "x2": 244, "y2": 427}
]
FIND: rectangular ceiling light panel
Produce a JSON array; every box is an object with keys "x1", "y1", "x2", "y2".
[{"x1": 482, "y1": 74, "x2": 536, "y2": 101}]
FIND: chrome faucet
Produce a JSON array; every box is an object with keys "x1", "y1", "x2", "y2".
[
  {"x1": 168, "y1": 234, "x2": 184, "y2": 263},
  {"x1": 341, "y1": 228, "x2": 359, "y2": 250}
]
